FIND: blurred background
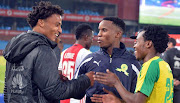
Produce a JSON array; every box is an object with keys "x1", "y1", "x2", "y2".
[{"x1": 0, "y1": 0, "x2": 180, "y2": 102}]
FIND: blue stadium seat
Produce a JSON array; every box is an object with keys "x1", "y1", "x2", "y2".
[
  {"x1": 0, "y1": 94, "x2": 4, "y2": 103},
  {"x1": 90, "y1": 46, "x2": 100, "y2": 52},
  {"x1": 0, "y1": 40, "x2": 8, "y2": 50},
  {"x1": 126, "y1": 47, "x2": 134, "y2": 51},
  {"x1": 94, "y1": 32, "x2": 98, "y2": 35},
  {"x1": 63, "y1": 44, "x2": 73, "y2": 51},
  {"x1": 64, "y1": 10, "x2": 71, "y2": 14}
]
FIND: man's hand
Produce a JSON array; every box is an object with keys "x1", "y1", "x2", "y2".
[
  {"x1": 59, "y1": 70, "x2": 68, "y2": 82},
  {"x1": 174, "y1": 79, "x2": 180, "y2": 86},
  {"x1": 93, "y1": 69, "x2": 119, "y2": 87},
  {"x1": 91, "y1": 88, "x2": 122, "y2": 103},
  {"x1": 85, "y1": 71, "x2": 95, "y2": 86}
]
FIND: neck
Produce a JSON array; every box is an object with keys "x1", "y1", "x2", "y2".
[
  {"x1": 143, "y1": 51, "x2": 160, "y2": 63},
  {"x1": 76, "y1": 40, "x2": 86, "y2": 49},
  {"x1": 32, "y1": 26, "x2": 44, "y2": 34},
  {"x1": 106, "y1": 41, "x2": 120, "y2": 55}
]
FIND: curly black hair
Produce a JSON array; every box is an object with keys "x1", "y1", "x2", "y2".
[
  {"x1": 103, "y1": 17, "x2": 125, "y2": 33},
  {"x1": 75, "y1": 23, "x2": 93, "y2": 40},
  {"x1": 27, "y1": 1, "x2": 64, "y2": 28},
  {"x1": 143, "y1": 25, "x2": 169, "y2": 53}
]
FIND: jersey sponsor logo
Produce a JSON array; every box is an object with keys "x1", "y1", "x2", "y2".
[
  {"x1": 116, "y1": 64, "x2": 129, "y2": 76},
  {"x1": 12, "y1": 74, "x2": 24, "y2": 89},
  {"x1": 174, "y1": 56, "x2": 180, "y2": 69},
  {"x1": 93, "y1": 60, "x2": 101, "y2": 66},
  {"x1": 11, "y1": 73, "x2": 26, "y2": 94},
  {"x1": 174, "y1": 55, "x2": 180, "y2": 60},
  {"x1": 64, "y1": 53, "x2": 75, "y2": 59}
]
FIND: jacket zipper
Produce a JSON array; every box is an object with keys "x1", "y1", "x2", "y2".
[{"x1": 110, "y1": 57, "x2": 112, "y2": 63}]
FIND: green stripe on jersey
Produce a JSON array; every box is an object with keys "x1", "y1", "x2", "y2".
[{"x1": 140, "y1": 58, "x2": 161, "y2": 96}]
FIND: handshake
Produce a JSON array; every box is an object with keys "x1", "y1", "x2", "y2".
[
  {"x1": 59, "y1": 69, "x2": 122, "y2": 103},
  {"x1": 59, "y1": 69, "x2": 119, "y2": 87}
]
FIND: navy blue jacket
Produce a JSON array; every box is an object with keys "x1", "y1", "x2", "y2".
[{"x1": 76, "y1": 42, "x2": 141, "y2": 103}]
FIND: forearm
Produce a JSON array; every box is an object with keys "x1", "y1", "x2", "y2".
[
  {"x1": 114, "y1": 81, "x2": 136, "y2": 103},
  {"x1": 56, "y1": 75, "x2": 90, "y2": 100}
]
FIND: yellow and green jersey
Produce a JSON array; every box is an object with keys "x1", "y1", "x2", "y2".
[{"x1": 135, "y1": 56, "x2": 173, "y2": 103}]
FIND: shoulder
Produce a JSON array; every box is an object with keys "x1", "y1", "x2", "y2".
[
  {"x1": 34, "y1": 45, "x2": 54, "y2": 56},
  {"x1": 79, "y1": 51, "x2": 103, "y2": 64},
  {"x1": 122, "y1": 50, "x2": 139, "y2": 63},
  {"x1": 88, "y1": 50, "x2": 105, "y2": 59},
  {"x1": 143, "y1": 58, "x2": 162, "y2": 73},
  {"x1": 78, "y1": 48, "x2": 91, "y2": 54},
  {"x1": 61, "y1": 48, "x2": 68, "y2": 54},
  {"x1": 165, "y1": 48, "x2": 177, "y2": 54}
]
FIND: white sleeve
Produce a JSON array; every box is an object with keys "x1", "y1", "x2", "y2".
[
  {"x1": 75, "y1": 48, "x2": 91, "y2": 70},
  {"x1": 58, "y1": 49, "x2": 66, "y2": 70}
]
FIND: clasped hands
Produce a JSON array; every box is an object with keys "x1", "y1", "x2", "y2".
[{"x1": 91, "y1": 69, "x2": 122, "y2": 103}]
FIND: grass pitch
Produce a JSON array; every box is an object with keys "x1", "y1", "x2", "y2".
[
  {"x1": 139, "y1": 6, "x2": 180, "y2": 26},
  {"x1": 0, "y1": 56, "x2": 6, "y2": 93}
]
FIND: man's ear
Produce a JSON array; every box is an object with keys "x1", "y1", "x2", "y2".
[
  {"x1": 37, "y1": 19, "x2": 44, "y2": 27},
  {"x1": 84, "y1": 35, "x2": 89, "y2": 41},
  {"x1": 115, "y1": 31, "x2": 123, "y2": 39},
  {"x1": 146, "y1": 40, "x2": 153, "y2": 48}
]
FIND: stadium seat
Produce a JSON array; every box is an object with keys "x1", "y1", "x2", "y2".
[
  {"x1": 0, "y1": 94, "x2": 4, "y2": 103},
  {"x1": 0, "y1": 40, "x2": 8, "y2": 50},
  {"x1": 90, "y1": 45, "x2": 100, "y2": 52}
]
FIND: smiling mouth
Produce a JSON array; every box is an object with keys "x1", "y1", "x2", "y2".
[
  {"x1": 55, "y1": 34, "x2": 59, "y2": 37},
  {"x1": 97, "y1": 40, "x2": 101, "y2": 43},
  {"x1": 55, "y1": 33, "x2": 61, "y2": 37},
  {"x1": 134, "y1": 50, "x2": 137, "y2": 54}
]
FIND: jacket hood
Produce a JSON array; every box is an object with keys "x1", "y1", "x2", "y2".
[{"x1": 3, "y1": 30, "x2": 57, "y2": 63}]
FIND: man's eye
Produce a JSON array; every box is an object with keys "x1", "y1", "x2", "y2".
[{"x1": 102, "y1": 29, "x2": 107, "y2": 32}]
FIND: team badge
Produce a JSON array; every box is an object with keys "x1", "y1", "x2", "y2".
[{"x1": 116, "y1": 64, "x2": 129, "y2": 76}]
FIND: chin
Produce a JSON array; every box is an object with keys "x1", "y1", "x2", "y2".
[
  {"x1": 51, "y1": 38, "x2": 56, "y2": 42},
  {"x1": 135, "y1": 54, "x2": 140, "y2": 60},
  {"x1": 136, "y1": 56, "x2": 143, "y2": 61}
]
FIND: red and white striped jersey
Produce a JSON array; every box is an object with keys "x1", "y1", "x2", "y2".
[{"x1": 58, "y1": 44, "x2": 91, "y2": 103}]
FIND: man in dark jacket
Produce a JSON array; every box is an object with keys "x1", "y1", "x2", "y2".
[
  {"x1": 3, "y1": 1, "x2": 94, "y2": 103},
  {"x1": 75, "y1": 17, "x2": 141, "y2": 103},
  {"x1": 161, "y1": 38, "x2": 180, "y2": 103}
]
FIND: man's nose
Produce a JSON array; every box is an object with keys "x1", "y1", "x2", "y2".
[
  {"x1": 97, "y1": 32, "x2": 101, "y2": 37},
  {"x1": 58, "y1": 27, "x2": 62, "y2": 34}
]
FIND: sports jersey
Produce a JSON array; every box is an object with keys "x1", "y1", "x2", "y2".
[
  {"x1": 135, "y1": 56, "x2": 173, "y2": 103},
  {"x1": 58, "y1": 44, "x2": 91, "y2": 103},
  {"x1": 76, "y1": 42, "x2": 141, "y2": 103}
]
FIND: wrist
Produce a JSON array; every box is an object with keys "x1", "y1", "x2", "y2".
[{"x1": 114, "y1": 79, "x2": 121, "y2": 88}]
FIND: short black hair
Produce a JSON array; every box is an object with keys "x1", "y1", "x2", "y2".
[
  {"x1": 130, "y1": 29, "x2": 143, "y2": 39},
  {"x1": 103, "y1": 17, "x2": 125, "y2": 33},
  {"x1": 143, "y1": 25, "x2": 169, "y2": 53},
  {"x1": 27, "y1": 1, "x2": 64, "y2": 28},
  {"x1": 75, "y1": 23, "x2": 93, "y2": 40},
  {"x1": 169, "y1": 38, "x2": 176, "y2": 46}
]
